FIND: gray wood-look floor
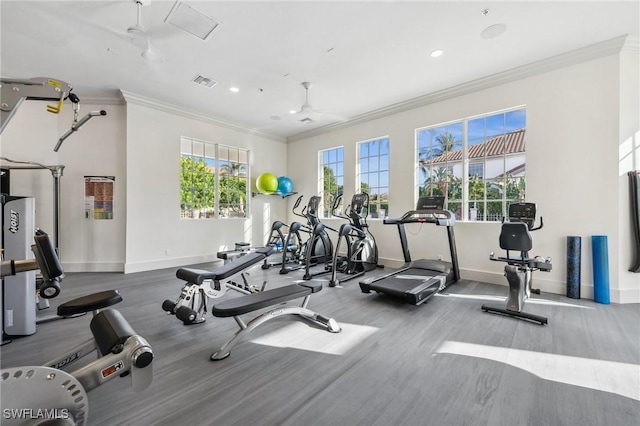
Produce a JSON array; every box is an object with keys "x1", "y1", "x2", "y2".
[{"x1": 2, "y1": 260, "x2": 639, "y2": 426}]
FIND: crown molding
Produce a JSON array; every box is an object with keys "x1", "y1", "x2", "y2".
[
  {"x1": 622, "y1": 35, "x2": 639, "y2": 52},
  {"x1": 287, "y1": 35, "x2": 630, "y2": 143},
  {"x1": 79, "y1": 96, "x2": 125, "y2": 106},
  {"x1": 120, "y1": 90, "x2": 286, "y2": 143}
]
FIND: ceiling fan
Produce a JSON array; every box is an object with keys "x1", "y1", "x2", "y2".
[
  {"x1": 127, "y1": 0, "x2": 162, "y2": 62},
  {"x1": 290, "y1": 82, "x2": 344, "y2": 123}
]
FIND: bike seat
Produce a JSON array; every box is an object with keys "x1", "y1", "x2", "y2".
[{"x1": 57, "y1": 290, "x2": 122, "y2": 316}]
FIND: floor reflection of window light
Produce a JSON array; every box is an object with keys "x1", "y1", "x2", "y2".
[
  {"x1": 436, "y1": 340, "x2": 640, "y2": 401},
  {"x1": 435, "y1": 293, "x2": 594, "y2": 309},
  {"x1": 250, "y1": 322, "x2": 379, "y2": 356}
]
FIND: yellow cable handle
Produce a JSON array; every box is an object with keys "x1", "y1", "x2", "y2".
[{"x1": 45, "y1": 79, "x2": 64, "y2": 114}]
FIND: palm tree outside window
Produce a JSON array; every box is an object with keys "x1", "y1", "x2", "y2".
[{"x1": 416, "y1": 108, "x2": 526, "y2": 221}]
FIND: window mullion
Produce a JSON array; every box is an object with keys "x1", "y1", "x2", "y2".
[
  {"x1": 214, "y1": 144, "x2": 219, "y2": 218},
  {"x1": 462, "y1": 120, "x2": 469, "y2": 221}
]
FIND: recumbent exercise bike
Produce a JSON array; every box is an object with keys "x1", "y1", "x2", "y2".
[
  {"x1": 1, "y1": 231, "x2": 154, "y2": 425},
  {"x1": 481, "y1": 202, "x2": 552, "y2": 325}
]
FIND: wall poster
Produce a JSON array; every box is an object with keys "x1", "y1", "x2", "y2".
[{"x1": 84, "y1": 176, "x2": 114, "y2": 219}]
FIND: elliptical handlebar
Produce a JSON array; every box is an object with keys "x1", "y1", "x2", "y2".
[
  {"x1": 331, "y1": 193, "x2": 349, "y2": 221},
  {"x1": 292, "y1": 195, "x2": 306, "y2": 219}
]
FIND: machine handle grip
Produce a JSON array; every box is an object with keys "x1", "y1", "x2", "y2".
[{"x1": 530, "y1": 216, "x2": 544, "y2": 231}]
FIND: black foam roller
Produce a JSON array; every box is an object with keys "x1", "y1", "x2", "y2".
[{"x1": 566, "y1": 236, "x2": 581, "y2": 299}]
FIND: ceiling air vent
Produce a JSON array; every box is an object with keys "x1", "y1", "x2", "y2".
[
  {"x1": 165, "y1": 2, "x2": 220, "y2": 41},
  {"x1": 192, "y1": 75, "x2": 217, "y2": 89}
]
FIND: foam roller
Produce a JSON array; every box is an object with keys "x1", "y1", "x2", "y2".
[
  {"x1": 566, "y1": 236, "x2": 581, "y2": 299},
  {"x1": 591, "y1": 235, "x2": 610, "y2": 304}
]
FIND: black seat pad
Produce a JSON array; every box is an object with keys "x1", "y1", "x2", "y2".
[
  {"x1": 212, "y1": 282, "x2": 321, "y2": 317},
  {"x1": 177, "y1": 246, "x2": 274, "y2": 284},
  {"x1": 57, "y1": 290, "x2": 122, "y2": 316}
]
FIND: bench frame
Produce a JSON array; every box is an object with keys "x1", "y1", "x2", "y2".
[
  {"x1": 210, "y1": 282, "x2": 341, "y2": 360},
  {"x1": 163, "y1": 247, "x2": 274, "y2": 324}
]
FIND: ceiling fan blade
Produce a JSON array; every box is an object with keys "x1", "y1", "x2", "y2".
[
  {"x1": 141, "y1": 43, "x2": 163, "y2": 63},
  {"x1": 128, "y1": 29, "x2": 149, "y2": 50}
]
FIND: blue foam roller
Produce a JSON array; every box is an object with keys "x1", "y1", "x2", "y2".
[
  {"x1": 591, "y1": 235, "x2": 610, "y2": 304},
  {"x1": 566, "y1": 236, "x2": 581, "y2": 299}
]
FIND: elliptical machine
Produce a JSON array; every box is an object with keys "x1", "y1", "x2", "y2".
[
  {"x1": 280, "y1": 195, "x2": 333, "y2": 276},
  {"x1": 328, "y1": 193, "x2": 381, "y2": 287},
  {"x1": 261, "y1": 219, "x2": 295, "y2": 269},
  {"x1": 481, "y1": 202, "x2": 552, "y2": 325}
]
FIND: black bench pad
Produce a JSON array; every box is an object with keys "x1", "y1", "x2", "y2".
[
  {"x1": 177, "y1": 246, "x2": 274, "y2": 284},
  {"x1": 212, "y1": 282, "x2": 322, "y2": 317},
  {"x1": 57, "y1": 290, "x2": 122, "y2": 316}
]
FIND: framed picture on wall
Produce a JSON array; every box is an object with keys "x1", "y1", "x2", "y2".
[{"x1": 84, "y1": 176, "x2": 114, "y2": 220}]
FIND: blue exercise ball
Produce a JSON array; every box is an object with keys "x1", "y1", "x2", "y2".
[{"x1": 277, "y1": 176, "x2": 294, "y2": 195}]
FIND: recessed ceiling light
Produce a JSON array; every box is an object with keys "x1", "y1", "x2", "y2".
[
  {"x1": 230, "y1": 87, "x2": 239, "y2": 93},
  {"x1": 481, "y1": 23, "x2": 507, "y2": 39},
  {"x1": 289, "y1": 110, "x2": 297, "y2": 114},
  {"x1": 430, "y1": 49, "x2": 444, "y2": 58}
]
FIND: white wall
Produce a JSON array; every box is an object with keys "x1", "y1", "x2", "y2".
[
  {"x1": 1, "y1": 100, "x2": 126, "y2": 272},
  {"x1": 123, "y1": 97, "x2": 288, "y2": 273},
  {"x1": 2, "y1": 95, "x2": 289, "y2": 275},
  {"x1": 618, "y1": 45, "x2": 640, "y2": 301},
  {"x1": 288, "y1": 51, "x2": 639, "y2": 303}
]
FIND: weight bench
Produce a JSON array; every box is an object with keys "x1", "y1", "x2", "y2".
[
  {"x1": 210, "y1": 281, "x2": 341, "y2": 360},
  {"x1": 162, "y1": 246, "x2": 275, "y2": 325}
]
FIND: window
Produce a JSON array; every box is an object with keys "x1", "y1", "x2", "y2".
[
  {"x1": 357, "y1": 136, "x2": 389, "y2": 218},
  {"x1": 417, "y1": 121, "x2": 463, "y2": 217},
  {"x1": 417, "y1": 108, "x2": 526, "y2": 222},
  {"x1": 468, "y1": 163, "x2": 484, "y2": 179},
  {"x1": 319, "y1": 147, "x2": 344, "y2": 218},
  {"x1": 180, "y1": 137, "x2": 250, "y2": 219}
]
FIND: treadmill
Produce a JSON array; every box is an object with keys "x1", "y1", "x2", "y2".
[{"x1": 359, "y1": 196, "x2": 460, "y2": 305}]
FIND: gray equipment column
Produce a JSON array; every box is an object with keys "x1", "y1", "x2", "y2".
[{"x1": 3, "y1": 196, "x2": 36, "y2": 336}]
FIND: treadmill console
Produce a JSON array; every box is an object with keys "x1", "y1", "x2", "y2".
[{"x1": 416, "y1": 196, "x2": 444, "y2": 210}]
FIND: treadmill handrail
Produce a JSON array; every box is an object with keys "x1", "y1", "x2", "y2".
[{"x1": 383, "y1": 209, "x2": 455, "y2": 226}]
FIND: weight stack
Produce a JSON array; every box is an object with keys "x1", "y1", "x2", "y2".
[
  {"x1": 591, "y1": 235, "x2": 610, "y2": 305},
  {"x1": 566, "y1": 236, "x2": 581, "y2": 299}
]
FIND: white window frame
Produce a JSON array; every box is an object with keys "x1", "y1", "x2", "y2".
[
  {"x1": 318, "y1": 146, "x2": 344, "y2": 218},
  {"x1": 356, "y1": 136, "x2": 390, "y2": 219},
  {"x1": 180, "y1": 137, "x2": 250, "y2": 220},
  {"x1": 416, "y1": 106, "x2": 526, "y2": 222}
]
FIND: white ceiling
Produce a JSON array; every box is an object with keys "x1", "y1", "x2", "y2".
[{"x1": 1, "y1": 1, "x2": 638, "y2": 140}]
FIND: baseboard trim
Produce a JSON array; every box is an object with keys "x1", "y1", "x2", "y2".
[
  {"x1": 62, "y1": 262, "x2": 124, "y2": 273},
  {"x1": 614, "y1": 287, "x2": 640, "y2": 304}
]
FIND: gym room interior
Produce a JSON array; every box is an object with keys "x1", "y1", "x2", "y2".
[{"x1": 1, "y1": 1, "x2": 639, "y2": 425}]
